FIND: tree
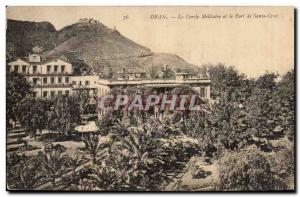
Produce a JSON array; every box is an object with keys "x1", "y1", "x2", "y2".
[
  {"x1": 276, "y1": 70, "x2": 295, "y2": 140},
  {"x1": 6, "y1": 71, "x2": 32, "y2": 126},
  {"x1": 182, "y1": 110, "x2": 218, "y2": 160},
  {"x1": 96, "y1": 113, "x2": 117, "y2": 135},
  {"x1": 65, "y1": 154, "x2": 83, "y2": 177},
  {"x1": 74, "y1": 88, "x2": 97, "y2": 115},
  {"x1": 45, "y1": 109, "x2": 57, "y2": 136},
  {"x1": 192, "y1": 68, "x2": 294, "y2": 154},
  {"x1": 89, "y1": 164, "x2": 123, "y2": 191},
  {"x1": 72, "y1": 59, "x2": 91, "y2": 75},
  {"x1": 37, "y1": 143, "x2": 68, "y2": 188},
  {"x1": 208, "y1": 64, "x2": 245, "y2": 99},
  {"x1": 161, "y1": 67, "x2": 175, "y2": 79},
  {"x1": 149, "y1": 66, "x2": 159, "y2": 79},
  {"x1": 246, "y1": 73, "x2": 291, "y2": 142},
  {"x1": 107, "y1": 126, "x2": 171, "y2": 190},
  {"x1": 18, "y1": 98, "x2": 48, "y2": 139},
  {"x1": 52, "y1": 96, "x2": 81, "y2": 136}
]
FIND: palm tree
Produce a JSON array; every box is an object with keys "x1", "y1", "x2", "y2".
[
  {"x1": 111, "y1": 115, "x2": 131, "y2": 137},
  {"x1": 83, "y1": 135, "x2": 106, "y2": 165},
  {"x1": 110, "y1": 126, "x2": 167, "y2": 190},
  {"x1": 89, "y1": 164, "x2": 123, "y2": 190},
  {"x1": 38, "y1": 143, "x2": 67, "y2": 188},
  {"x1": 66, "y1": 154, "x2": 83, "y2": 177}
]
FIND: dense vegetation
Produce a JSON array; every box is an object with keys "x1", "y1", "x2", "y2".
[{"x1": 7, "y1": 65, "x2": 295, "y2": 191}]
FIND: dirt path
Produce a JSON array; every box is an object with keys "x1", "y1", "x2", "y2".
[{"x1": 165, "y1": 156, "x2": 219, "y2": 191}]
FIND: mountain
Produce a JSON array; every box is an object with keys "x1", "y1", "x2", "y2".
[
  {"x1": 6, "y1": 19, "x2": 197, "y2": 73},
  {"x1": 6, "y1": 19, "x2": 56, "y2": 57}
]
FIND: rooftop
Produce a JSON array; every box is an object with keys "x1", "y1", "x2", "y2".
[{"x1": 98, "y1": 77, "x2": 211, "y2": 87}]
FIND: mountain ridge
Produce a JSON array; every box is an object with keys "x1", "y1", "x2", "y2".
[{"x1": 7, "y1": 19, "x2": 198, "y2": 74}]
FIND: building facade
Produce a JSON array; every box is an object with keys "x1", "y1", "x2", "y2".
[
  {"x1": 72, "y1": 75, "x2": 98, "y2": 104},
  {"x1": 8, "y1": 54, "x2": 73, "y2": 98},
  {"x1": 8, "y1": 54, "x2": 212, "y2": 118},
  {"x1": 97, "y1": 73, "x2": 211, "y2": 117}
]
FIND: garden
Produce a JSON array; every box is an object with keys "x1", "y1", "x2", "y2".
[{"x1": 6, "y1": 65, "x2": 295, "y2": 191}]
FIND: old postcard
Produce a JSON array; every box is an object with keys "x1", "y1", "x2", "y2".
[{"x1": 6, "y1": 6, "x2": 295, "y2": 191}]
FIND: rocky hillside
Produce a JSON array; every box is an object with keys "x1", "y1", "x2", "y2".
[
  {"x1": 7, "y1": 19, "x2": 197, "y2": 73},
  {"x1": 6, "y1": 19, "x2": 56, "y2": 57}
]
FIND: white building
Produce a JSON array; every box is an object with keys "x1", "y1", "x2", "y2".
[
  {"x1": 7, "y1": 54, "x2": 73, "y2": 98},
  {"x1": 8, "y1": 54, "x2": 212, "y2": 118},
  {"x1": 97, "y1": 73, "x2": 211, "y2": 117},
  {"x1": 72, "y1": 75, "x2": 98, "y2": 97}
]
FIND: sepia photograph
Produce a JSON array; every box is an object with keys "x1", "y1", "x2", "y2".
[{"x1": 5, "y1": 6, "x2": 295, "y2": 192}]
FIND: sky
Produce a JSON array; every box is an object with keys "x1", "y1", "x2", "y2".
[{"x1": 6, "y1": 6, "x2": 294, "y2": 77}]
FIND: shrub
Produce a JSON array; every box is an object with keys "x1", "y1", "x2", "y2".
[
  {"x1": 268, "y1": 139, "x2": 294, "y2": 186},
  {"x1": 7, "y1": 154, "x2": 44, "y2": 190},
  {"x1": 217, "y1": 146, "x2": 287, "y2": 191}
]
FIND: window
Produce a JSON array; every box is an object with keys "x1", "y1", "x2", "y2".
[
  {"x1": 72, "y1": 81, "x2": 77, "y2": 85},
  {"x1": 22, "y1": 65, "x2": 26, "y2": 73},
  {"x1": 65, "y1": 90, "x2": 69, "y2": 96},
  {"x1": 200, "y1": 87, "x2": 205, "y2": 98},
  {"x1": 65, "y1": 77, "x2": 69, "y2": 83},
  {"x1": 43, "y1": 77, "x2": 47, "y2": 84},
  {"x1": 85, "y1": 81, "x2": 90, "y2": 86},
  {"x1": 33, "y1": 65, "x2": 37, "y2": 73},
  {"x1": 58, "y1": 77, "x2": 62, "y2": 83},
  {"x1": 61, "y1": 65, "x2": 65, "y2": 73},
  {"x1": 32, "y1": 78, "x2": 38, "y2": 84},
  {"x1": 54, "y1": 65, "x2": 58, "y2": 72},
  {"x1": 50, "y1": 91, "x2": 55, "y2": 97},
  {"x1": 14, "y1": 65, "x2": 19, "y2": 72},
  {"x1": 51, "y1": 77, "x2": 55, "y2": 84},
  {"x1": 43, "y1": 91, "x2": 48, "y2": 97},
  {"x1": 32, "y1": 92, "x2": 37, "y2": 98},
  {"x1": 47, "y1": 65, "x2": 51, "y2": 73},
  {"x1": 58, "y1": 91, "x2": 62, "y2": 95}
]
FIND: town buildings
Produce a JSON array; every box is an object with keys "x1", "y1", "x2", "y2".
[{"x1": 7, "y1": 54, "x2": 211, "y2": 118}]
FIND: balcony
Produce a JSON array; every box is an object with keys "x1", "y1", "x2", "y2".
[
  {"x1": 32, "y1": 83, "x2": 73, "y2": 88},
  {"x1": 26, "y1": 71, "x2": 70, "y2": 76},
  {"x1": 46, "y1": 71, "x2": 70, "y2": 75},
  {"x1": 72, "y1": 84, "x2": 97, "y2": 90},
  {"x1": 28, "y1": 71, "x2": 40, "y2": 75}
]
